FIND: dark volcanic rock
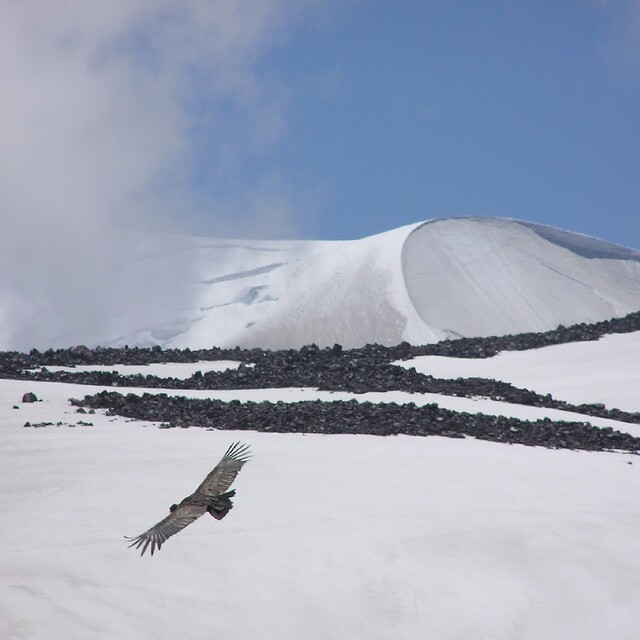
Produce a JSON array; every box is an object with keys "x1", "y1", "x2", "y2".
[
  {"x1": 69, "y1": 345, "x2": 94, "y2": 361},
  {"x1": 10, "y1": 341, "x2": 640, "y2": 425},
  {"x1": 410, "y1": 310, "x2": 640, "y2": 359},
  {"x1": 73, "y1": 391, "x2": 640, "y2": 453},
  {"x1": 2, "y1": 309, "x2": 640, "y2": 372},
  {"x1": 2, "y1": 309, "x2": 640, "y2": 451}
]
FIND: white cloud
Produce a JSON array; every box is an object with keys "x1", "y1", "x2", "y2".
[{"x1": 0, "y1": 0, "x2": 322, "y2": 350}]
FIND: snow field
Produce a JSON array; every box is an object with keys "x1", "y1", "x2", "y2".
[
  {"x1": 2, "y1": 310, "x2": 640, "y2": 638},
  {"x1": 1, "y1": 413, "x2": 639, "y2": 640},
  {"x1": 401, "y1": 330, "x2": 640, "y2": 414},
  {"x1": 2, "y1": 333, "x2": 640, "y2": 640}
]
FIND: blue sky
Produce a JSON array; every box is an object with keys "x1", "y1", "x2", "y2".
[
  {"x1": 2, "y1": 1, "x2": 639, "y2": 248},
  {"x1": 265, "y1": 1, "x2": 640, "y2": 246}
]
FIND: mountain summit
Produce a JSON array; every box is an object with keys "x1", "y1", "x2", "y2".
[
  {"x1": 109, "y1": 217, "x2": 640, "y2": 350},
  {"x1": 4, "y1": 217, "x2": 639, "y2": 350}
]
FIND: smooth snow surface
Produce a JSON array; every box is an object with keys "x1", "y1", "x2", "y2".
[
  {"x1": 106, "y1": 223, "x2": 429, "y2": 351},
  {"x1": 34, "y1": 360, "x2": 244, "y2": 379},
  {"x1": 402, "y1": 218, "x2": 640, "y2": 340},
  {"x1": 3, "y1": 217, "x2": 639, "y2": 351},
  {"x1": 1, "y1": 403, "x2": 640, "y2": 640},
  {"x1": 400, "y1": 331, "x2": 640, "y2": 413}
]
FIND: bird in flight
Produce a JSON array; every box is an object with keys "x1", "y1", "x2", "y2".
[{"x1": 125, "y1": 442, "x2": 251, "y2": 556}]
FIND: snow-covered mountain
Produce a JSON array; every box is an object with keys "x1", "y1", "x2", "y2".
[
  {"x1": 403, "y1": 218, "x2": 640, "y2": 341},
  {"x1": 108, "y1": 217, "x2": 640, "y2": 350},
  {"x1": 3, "y1": 216, "x2": 640, "y2": 350},
  {"x1": 3, "y1": 217, "x2": 640, "y2": 639},
  {"x1": 3, "y1": 223, "x2": 640, "y2": 638}
]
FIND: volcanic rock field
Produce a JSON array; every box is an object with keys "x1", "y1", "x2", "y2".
[{"x1": 3, "y1": 310, "x2": 640, "y2": 453}]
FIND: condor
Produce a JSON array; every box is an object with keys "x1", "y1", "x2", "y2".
[{"x1": 125, "y1": 442, "x2": 251, "y2": 556}]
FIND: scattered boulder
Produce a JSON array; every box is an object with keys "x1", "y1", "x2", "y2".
[
  {"x1": 22, "y1": 392, "x2": 38, "y2": 403},
  {"x1": 69, "y1": 345, "x2": 93, "y2": 361}
]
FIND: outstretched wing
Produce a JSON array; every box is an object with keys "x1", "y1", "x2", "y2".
[
  {"x1": 194, "y1": 441, "x2": 252, "y2": 499},
  {"x1": 125, "y1": 503, "x2": 207, "y2": 556}
]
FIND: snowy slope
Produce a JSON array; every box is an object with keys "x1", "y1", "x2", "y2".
[
  {"x1": 400, "y1": 330, "x2": 640, "y2": 413},
  {"x1": 2, "y1": 217, "x2": 640, "y2": 351},
  {"x1": 403, "y1": 218, "x2": 640, "y2": 340},
  {"x1": 112, "y1": 217, "x2": 640, "y2": 349},
  {"x1": 1, "y1": 334, "x2": 640, "y2": 639},
  {"x1": 2, "y1": 217, "x2": 640, "y2": 639},
  {"x1": 111, "y1": 223, "x2": 430, "y2": 350}
]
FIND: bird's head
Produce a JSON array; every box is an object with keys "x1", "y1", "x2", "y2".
[{"x1": 169, "y1": 503, "x2": 178, "y2": 512}]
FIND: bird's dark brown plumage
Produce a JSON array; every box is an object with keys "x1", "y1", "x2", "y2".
[{"x1": 125, "y1": 442, "x2": 251, "y2": 556}]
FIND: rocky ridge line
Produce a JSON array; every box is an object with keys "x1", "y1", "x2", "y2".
[{"x1": 72, "y1": 391, "x2": 640, "y2": 453}]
